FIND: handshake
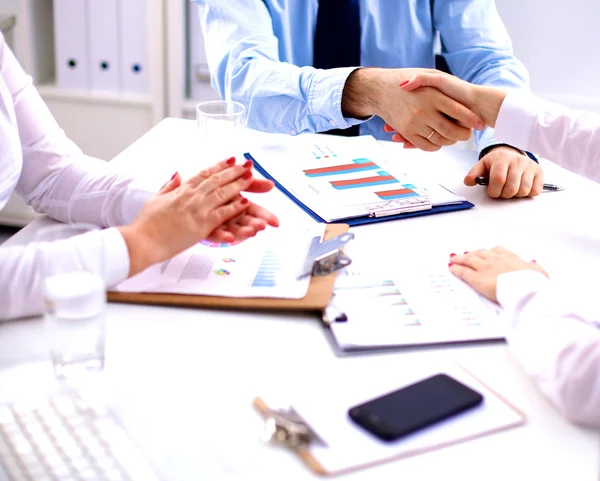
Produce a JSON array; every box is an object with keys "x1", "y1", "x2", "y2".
[{"x1": 343, "y1": 69, "x2": 542, "y2": 198}]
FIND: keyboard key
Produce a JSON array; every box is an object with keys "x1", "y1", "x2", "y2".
[{"x1": 0, "y1": 394, "x2": 163, "y2": 481}]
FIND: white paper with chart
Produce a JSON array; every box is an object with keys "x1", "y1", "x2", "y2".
[
  {"x1": 247, "y1": 135, "x2": 466, "y2": 222},
  {"x1": 114, "y1": 226, "x2": 324, "y2": 299},
  {"x1": 328, "y1": 266, "x2": 506, "y2": 351}
]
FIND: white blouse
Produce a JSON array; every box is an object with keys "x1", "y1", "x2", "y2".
[
  {"x1": 494, "y1": 92, "x2": 600, "y2": 429},
  {"x1": 0, "y1": 34, "x2": 152, "y2": 320}
]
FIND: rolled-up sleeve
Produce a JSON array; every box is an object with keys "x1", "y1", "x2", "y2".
[{"x1": 195, "y1": 0, "x2": 363, "y2": 134}]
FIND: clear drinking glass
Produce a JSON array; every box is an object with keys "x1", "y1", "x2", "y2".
[
  {"x1": 196, "y1": 100, "x2": 246, "y2": 163},
  {"x1": 35, "y1": 223, "x2": 107, "y2": 383}
]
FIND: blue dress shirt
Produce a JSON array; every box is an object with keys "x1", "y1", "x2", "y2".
[{"x1": 193, "y1": 0, "x2": 530, "y2": 150}]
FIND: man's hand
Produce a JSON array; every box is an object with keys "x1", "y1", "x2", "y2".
[
  {"x1": 342, "y1": 68, "x2": 484, "y2": 152},
  {"x1": 467, "y1": 146, "x2": 544, "y2": 198},
  {"x1": 449, "y1": 247, "x2": 548, "y2": 302}
]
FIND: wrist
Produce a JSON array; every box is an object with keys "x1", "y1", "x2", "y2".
[
  {"x1": 342, "y1": 68, "x2": 385, "y2": 118},
  {"x1": 473, "y1": 85, "x2": 506, "y2": 128},
  {"x1": 118, "y1": 225, "x2": 161, "y2": 277}
]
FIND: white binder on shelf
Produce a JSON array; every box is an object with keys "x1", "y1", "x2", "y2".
[
  {"x1": 87, "y1": 0, "x2": 121, "y2": 93},
  {"x1": 188, "y1": 3, "x2": 214, "y2": 101},
  {"x1": 53, "y1": 0, "x2": 90, "y2": 91},
  {"x1": 118, "y1": 0, "x2": 149, "y2": 95}
]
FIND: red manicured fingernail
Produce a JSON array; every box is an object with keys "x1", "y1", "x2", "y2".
[
  {"x1": 243, "y1": 159, "x2": 253, "y2": 168},
  {"x1": 531, "y1": 260, "x2": 537, "y2": 263},
  {"x1": 226, "y1": 157, "x2": 235, "y2": 165},
  {"x1": 170, "y1": 172, "x2": 178, "y2": 180},
  {"x1": 448, "y1": 262, "x2": 453, "y2": 267},
  {"x1": 464, "y1": 251, "x2": 469, "y2": 254},
  {"x1": 242, "y1": 171, "x2": 252, "y2": 179},
  {"x1": 399, "y1": 80, "x2": 409, "y2": 87},
  {"x1": 241, "y1": 197, "x2": 249, "y2": 205},
  {"x1": 450, "y1": 253, "x2": 456, "y2": 257}
]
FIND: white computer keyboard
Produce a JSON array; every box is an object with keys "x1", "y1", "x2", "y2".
[{"x1": 0, "y1": 393, "x2": 163, "y2": 481}]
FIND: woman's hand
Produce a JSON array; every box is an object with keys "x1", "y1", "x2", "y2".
[
  {"x1": 449, "y1": 247, "x2": 548, "y2": 302},
  {"x1": 119, "y1": 157, "x2": 279, "y2": 276}
]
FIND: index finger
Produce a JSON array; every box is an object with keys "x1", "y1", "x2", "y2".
[
  {"x1": 187, "y1": 157, "x2": 237, "y2": 188},
  {"x1": 487, "y1": 159, "x2": 510, "y2": 199}
]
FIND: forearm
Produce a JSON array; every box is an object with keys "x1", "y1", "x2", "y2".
[
  {"x1": 18, "y1": 153, "x2": 153, "y2": 228},
  {"x1": 498, "y1": 271, "x2": 600, "y2": 428},
  {"x1": 472, "y1": 86, "x2": 506, "y2": 128},
  {"x1": 0, "y1": 229, "x2": 129, "y2": 321},
  {"x1": 341, "y1": 68, "x2": 385, "y2": 119}
]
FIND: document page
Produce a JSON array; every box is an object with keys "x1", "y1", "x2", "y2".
[
  {"x1": 248, "y1": 135, "x2": 464, "y2": 222},
  {"x1": 114, "y1": 226, "x2": 324, "y2": 299},
  {"x1": 329, "y1": 266, "x2": 505, "y2": 350}
]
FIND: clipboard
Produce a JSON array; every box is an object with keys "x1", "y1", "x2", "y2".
[
  {"x1": 107, "y1": 224, "x2": 350, "y2": 311},
  {"x1": 246, "y1": 153, "x2": 474, "y2": 226},
  {"x1": 252, "y1": 362, "x2": 526, "y2": 476}
]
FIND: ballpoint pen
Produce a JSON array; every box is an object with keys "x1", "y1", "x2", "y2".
[{"x1": 475, "y1": 176, "x2": 565, "y2": 192}]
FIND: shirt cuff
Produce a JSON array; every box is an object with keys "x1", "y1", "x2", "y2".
[
  {"x1": 102, "y1": 227, "x2": 130, "y2": 287},
  {"x1": 495, "y1": 92, "x2": 546, "y2": 153},
  {"x1": 305, "y1": 66, "x2": 368, "y2": 133},
  {"x1": 120, "y1": 188, "x2": 154, "y2": 225},
  {"x1": 496, "y1": 270, "x2": 550, "y2": 324}
]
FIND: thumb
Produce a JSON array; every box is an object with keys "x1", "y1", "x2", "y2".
[
  {"x1": 464, "y1": 161, "x2": 487, "y2": 186},
  {"x1": 159, "y1": 172, "x2": 181, "y2": 194}
]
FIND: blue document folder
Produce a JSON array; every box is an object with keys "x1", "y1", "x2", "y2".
[{"x1": 245, "y1": 152, "x2": 474, "y2": 226}]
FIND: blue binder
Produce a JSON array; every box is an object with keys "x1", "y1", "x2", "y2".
[{"x1": 245, "y1": 153, "x2": 475, "y2": 226}]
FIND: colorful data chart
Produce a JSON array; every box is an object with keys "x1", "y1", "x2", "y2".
[
  {"x1": 330, "y1": 170, "x2": 399, "y2": 190},
  {"x1": 303, "y1": 158, "x2": 379, "y2": 177},
  {"x1": 200, "y1": 240, "x2": 240, "y2": 248},
  {"x1": 376, "y1": 184, "x2": 420, "y2": 200},
  {"x1": 251, "y1": 249, "x2": 280, "y2": 288},
  {"x1": 311, "y1": 143, "x2": 338, "y2": 160}
]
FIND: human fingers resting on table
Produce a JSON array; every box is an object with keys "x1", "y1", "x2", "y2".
[
  {"x1": 448, "y1": 247, "x2": 548, "y2": 302},
  {"x1": 119, "y1": 157, "x2": 278, "y2": 277}
]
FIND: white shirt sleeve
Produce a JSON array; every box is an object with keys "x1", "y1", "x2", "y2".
[
  {"x1": 497, "y1": 270, "x2": 600, "y2": 428},
  {"x1": 0, "y1": 34, "x2": 156, "y2": 320},
  {"x1": 495, "y1": 91, "x2": 600, "y2": 183},
  {"x1": 0, "y1": 228, "x2": 129, "y2": 321},
  {"x1": 0, "y1": 34, "x2": 153, "y2": 226}
]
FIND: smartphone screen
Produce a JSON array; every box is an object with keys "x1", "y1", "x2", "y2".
[{"x1": 348, "y1": 374, "x2": 483, "y2": 441}]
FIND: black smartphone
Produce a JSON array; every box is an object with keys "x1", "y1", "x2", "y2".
[{"x1": 348, "y1": 374, "x2": 483, "y2": 442}]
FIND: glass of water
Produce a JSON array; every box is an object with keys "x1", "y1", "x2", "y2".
[
  {"x1": 35, "y1": 223, "x2": 107, "y2": 384},
  {"x1": 196, "y1": 100, "x2": 246, "y2": 163}
]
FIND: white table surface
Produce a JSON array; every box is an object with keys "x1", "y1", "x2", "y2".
[{"x1": 2, "y1": 118, "x2": 599, "y2": 481}]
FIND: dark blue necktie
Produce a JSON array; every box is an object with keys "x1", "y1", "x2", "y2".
[{"x1": 314, "y1": 0, "x2": 361, "y2": 136}]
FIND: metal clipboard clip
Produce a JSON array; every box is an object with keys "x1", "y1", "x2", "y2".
[
  {"x1": 297, "y1": 232, "x2": 355, "y2": 279},
  {"x1": 368, "y1": 197, "x2": 432, "y2": 218},
  {"x1": 262, "y1": 405, "x2": 328, "y2": 449}
]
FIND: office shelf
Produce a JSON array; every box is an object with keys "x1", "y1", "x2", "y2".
[
  {"x1": 0, "y1": 0, "x2": 166, "y2": 227},
  {"x1": 166, "y1": 0, "x2": 220, "y2": 120}
]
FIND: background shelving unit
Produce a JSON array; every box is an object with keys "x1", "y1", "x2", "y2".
[
  {"x1": 166, "y1": 0, "x2": 219, "y2": 121},
  {"x1": 0, "y1": 0, "x2": 168, "y2": 226}
]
